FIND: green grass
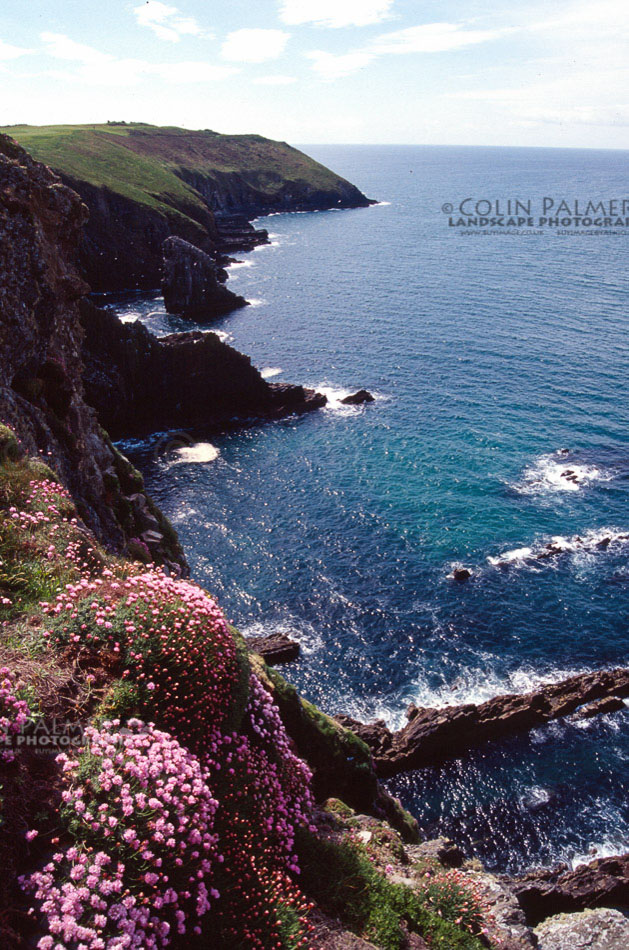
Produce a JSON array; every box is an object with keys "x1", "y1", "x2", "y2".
[
  {"x1": 1, "y1": 122, "x2": 361, "y2": 218},
  {"x1": 296, "y1": 829, "x2": 486, "y2": 950}
]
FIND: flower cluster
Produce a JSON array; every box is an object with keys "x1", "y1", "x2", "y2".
[
  {"x1": 0, "y1": 667, "x2": 30, "y2": 762},
  {"x1": 416, "y1": 867, "x2": 491, "y2": 937},
  {"x1": 25, "y1": 720, "x2": 220, "y2": 949},
  {"x1": 47, "y1": 571, "x2": 240, "y2": 749},
  {"x1": 205, "y1": 675, "x2": 314, "y2": 949},
  {"x1": 0, "y1": 476, "x2": 92, "y2": 619}
]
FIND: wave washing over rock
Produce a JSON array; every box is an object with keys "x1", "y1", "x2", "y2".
[
  {"x1": 513, "y1": 451, "x2": 615, "y2": 495},
  {"x1": 487, "y1": 528, "x2": 629, "y2": 569}
]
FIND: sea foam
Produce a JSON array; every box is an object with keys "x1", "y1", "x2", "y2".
[{"x1": 515, "y1": 451, "x2": 613, "y2": 495}]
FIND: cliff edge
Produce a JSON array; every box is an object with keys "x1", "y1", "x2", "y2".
[{"x1": 1, "y1": 123, "x2": 374, "y2": 291}]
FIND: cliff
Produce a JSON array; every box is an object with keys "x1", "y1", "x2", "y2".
[
  {"x1": 2, "y1": 125, "x2": 614, "y2": 950},
  {"x1": 0, "y1": 133, "x2": 185, "y2": 572},
  {"x1": 0, "y1": 126, "x2": 499, "y2": 950},
  {"x1": 1, "y1": 123, "x2": 374, "y2": 291},
  {"x1": 79, "y1": 298, "x2": 326, "y2": 438}
]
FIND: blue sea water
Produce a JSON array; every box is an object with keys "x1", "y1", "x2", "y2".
[{"x1": 114, "y1": 146, "x2": 629, "y2": 874}]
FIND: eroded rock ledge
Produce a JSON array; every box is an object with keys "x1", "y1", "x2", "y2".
[
  {"x1": 513, "y1": 854, "x2": 629, "y2": 925},
  {"x1": 336, "y1": 668, "x2": 629, "y2": 776},
  {"x1": 80, "y1": 299, "x2": 327, "y2": 438}
]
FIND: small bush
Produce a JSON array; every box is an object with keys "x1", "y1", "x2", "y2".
[{"x1": 295, "y1": 828, "x2": 485, "y2": 950}]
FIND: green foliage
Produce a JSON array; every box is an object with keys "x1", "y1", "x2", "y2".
[
  {"x1": 2, "y1": 123, "x2": 360, "y2": 235},
  {"x1": 254, "y1": 661, "x2": 420, "y2": 843},
  {"x1": 0, "y1": 425, "x2": 22, "y2": 463},
  {"x1": 0, "y1": 457, "x2": 85, "y2": 619},
  {"x1": 296, "y1": 829, "x2": 485, "y2": 950},
  {"x1": 418, "y1": 869, "x2": 488, "y2": 936},
  {"x1": 224, "y1": 625, "x2": 252, "y2": 734},
  {"x1": 93, "y1": 678, "x2": 143, "y2": 725}
]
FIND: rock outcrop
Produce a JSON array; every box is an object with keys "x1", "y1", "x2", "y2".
[
  {"x1": 337, "y1": 668, "x2": 629, "y2": 775},
  {"x1": 80, "y1": 299, "x2": 326, "y2": 438},
  {"x1": 5, "y1": 123, "x2": 374, "y2": 291},
  {"x1": 0, "y1": 133, "x2": 185, "y2": 571},
  {"x1": 513, "y1": 854, "x2": 629, "y2": 925},
  {"x1": 245, "y1": 632, "x2": 301, "y2": 664},
  {"x1": 534, "y1": 908, "x2": 629, "y2": 950},
  {"x1": 161, "y1": 236, "x2": 248, "y2": 320}
]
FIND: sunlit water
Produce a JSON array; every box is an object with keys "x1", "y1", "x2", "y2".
[{"x1": 111, "y1": 145, "x2": 629, "y2": 873}]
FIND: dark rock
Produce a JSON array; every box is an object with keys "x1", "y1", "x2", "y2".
[
  {"x1": 214, "y1": 213, "x2": 269, "y2": 253},
  {"x1": 161, "y1": 235, "x2": 248, "y2": 320},
  {"x1": 513, "y1": 854, "x2": 629, "y2": 925},
  {"x1": 60, "y1": 174, "x2": 220, "y2": 292},
  {"x1": 572, "y1": 696, "x2": 625, "y2": 720},
  {"x1": 342, "y1": 668, "x2": 629, "y2": 776},
  {"x1": 246, "y1": 633, "x2": 300, "y2": 665},
  {"x1": 334, "y1": 714, "x2": 393, "y2": 760},
  {"x1": 452, "y1": 567, "x2": 472, "y2": 581},
  {"x1": 267, "y1": 382, "x2": 328, "y2": 415},
  {"x1": 408, "y1": 837, "x2": 465, "y2": 869},
  {"x1": 80, "y1": 300, "x2": 327, "y2": 438},
  {"x1": 406, "y1": 703, "x2": 419, "y2": 721},
  {"x1": 340, "y1": 389, "x2": 375, "y2": 406},
  {"x1": 0, "y1": 133, "x2": 186, "y2": 571},
  {"x1": 400, "y1": 923, "x2": 429, "y2": 949}
]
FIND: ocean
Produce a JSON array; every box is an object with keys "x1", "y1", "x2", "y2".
[{"x1": 113, "y1": 145, "x2": 629, "y2": 874}]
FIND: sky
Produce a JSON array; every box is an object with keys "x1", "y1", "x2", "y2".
[{"x1": 0, "y1": 0, "x2": 628, "y2": 147}]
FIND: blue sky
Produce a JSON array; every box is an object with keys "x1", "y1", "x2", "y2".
[{"x1": 1, "y1": 0, "x2": 627, "y2": 147}]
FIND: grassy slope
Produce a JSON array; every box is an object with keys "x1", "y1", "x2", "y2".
[{"x1": 0, "y1": 122, "x2": 362, "y2": 214}]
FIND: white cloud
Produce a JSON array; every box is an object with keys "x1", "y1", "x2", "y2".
[
  {"x1": 307, "y1": 21, "x2": 503, "y2": 80},
  {"x1": 0, "y1": 38, "x2": 33, "y2": 60},
  {"x1": 40, "y1": 32, "x2": 235, "y2": 86},
  {"x1": 279, "y1": 0, "x2": 394, "y2": 29},
  {"x1": 371, "y1": 23, "x2": 504, "y2": 55},
  {"x1": 133, "y1": 1, "x2": 206, "y2": 42},
  {"x1": 41, "y1": 32, "x2": 113, "y2": 65},
  {"x1": 450, "y1": 64, "x2": 629, "y2": 132},
  {"x1": 221, "y1": 29, "x2": 289, "y2": 64},
  {"x1": 253, "y1": 74, "x2": 297, "y2": 85}
]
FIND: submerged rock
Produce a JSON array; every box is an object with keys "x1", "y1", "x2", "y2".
[{"x1": 161, "y1": 235, "x2": 248, "y2": 320}]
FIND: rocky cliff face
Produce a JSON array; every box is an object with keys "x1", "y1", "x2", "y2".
[
  {"x1": 178, "y1": 164, "x2": 372, "y2": 216},
  {"x1": 80, "y1": 299, "x2": 326, "y2": 438},
  {"x1": 4, "y1": 124, "x2": 374, "y2": 291},
  {"x1": 161, "y1": 235, "x2": 248, "y2": 319},
  {"x1": 0, "y1": 133, "x2": 185, "y2": 571},
  {"x1": 66, "y1": 175, "x2": 219, "y2": 292}
]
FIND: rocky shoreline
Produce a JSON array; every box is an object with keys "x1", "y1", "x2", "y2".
[
  {"x1": 336, "y1": 668, "x2": 629, "y2": 775},
  {"x1": 3, "y1": 128, "x2": 629, "y2": 949}
]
